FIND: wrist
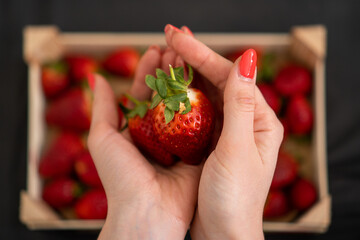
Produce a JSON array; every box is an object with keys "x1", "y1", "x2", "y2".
[
  {"x1": 190, "y1": 210, "x2": 264, "y2": 240},
  {"x1": 99, "y1": 201, "x2": 188, "y2": 240}
]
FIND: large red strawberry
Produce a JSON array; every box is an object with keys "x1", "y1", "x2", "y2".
[
  {"x1": 66, "y1": 55, "x2": 98, "y2": 83},
  {"x1": 42, "y1": 177, "x2": 81, "y2": 208},
  {"x1": 74, "y1": 151, "x2": 102, "y2": 187},
  {"x1": 263, "y1": 190, "x2": 289, "y2": 218},
  {"x1": 270, "y1": 151, "x2": 298, "y2": 189},
  {"x1": 120, "y1": 95, "x2": 176, "y2": 166},
  {"x1": 286, "y1": 95, "x2": 313, "y2": 135},
  {"x1": 103, "y1": 48, "x2": 140, "y2": 77},
  {"x1": 41, "y1": 61, "x2": 70, "y2": 98},
  {"x1": 147, "y1": 65, "x2": 215, "y2": 165},
  {"x1": 258, "y1": 83, "x2": 281, "y2": 114},
  {"x1": 75, "y1": 188, "x2": 107, "y2": 219},
  {"x1": 274, "y1": 65, "x2": 312, "y2": 97},
  {"x1": 290, "y1": 178, "x2": 317, "y2": 211},
  {"x1": 45, "y1": 87, "x2": 92, "y2": 131},
  {"x1": 39, "y1": 132, "x2": 84, "y2": 178}
]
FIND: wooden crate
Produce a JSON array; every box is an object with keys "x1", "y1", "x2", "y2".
[{"x1": 21, "y1": 25, "x2": 330, "y2": 232}]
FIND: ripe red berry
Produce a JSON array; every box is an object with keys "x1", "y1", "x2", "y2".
[
  {"x1": 258, "y1": 83, "x2": 281, "y2": 114},
  {"x1": 39, "y1": 132, "x2": 84, "y2": 178},
  {"x1": 263, "y1": 190, "x2": 289, "y2": 218},
  {"x1": 271, "y1": 151, "x2": 298, "y2": 189},
  {"x1": 66, "y1": 55, "x2": 98, "y2": 83},
  {"x1": 103, "y1": 48, "x2": 140, "y2": 77},
  {"x1": 286, "y1": 95, "x2": 313, "y2": 135},
  {"x1": 290, "y1": 178, "x2": 317, "y2": 211},
  {"x1": 74, "y1": 151, "x2": 102, "y2": 187},
  {"x1": 75, "y1": 189, "x2": 107, "y2": 219},
  {"x1": 41, "y1": 61, "x2": 70, "y2": 98},
  {"x1": 42, "y1": 177, "x2": 81, "y2": 208},
  {"x1": 274, "y1": 65, "x2": 312, "y2": 97},
  {"x1": 45, "y1": 88, "x2": 92, "y2": 131}
]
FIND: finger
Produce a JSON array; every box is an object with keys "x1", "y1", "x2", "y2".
[
  {"x1": 165, "y1": 24, "x2": 232, "y2": 90},
  {"x1": 87, "y1": 74, "x2": 155, "y2": 187},
  {"x1": 181, "y1": 25, "x2": 195, "y2": 37},
  {"x1": 220, "y1": 49, "x2": 257, "y2": 146},
  {"x1": 89, "y1": 73, "x2": 119, "y2": 130},
  {"x1": 175, "y1": 55, "x2": 185, "y2": 68},
  {"x1": 130, "y1": 45, "x2": 161, "y2": 101},
  {"x1": 161, "y1": 47, "x2": 177, "y2": 74}
]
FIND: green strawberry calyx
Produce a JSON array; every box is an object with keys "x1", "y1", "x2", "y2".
[
  {"x1": 118, "y1": 94, "x2": 150, "y2": 131},
  {"x1": 44, "y1": 60, "x2": 69, "y2": 73},
  {"x1": 145, "y1": 64, "x2": 193, "y2": 124}
]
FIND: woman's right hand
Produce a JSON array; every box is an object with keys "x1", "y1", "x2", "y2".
[{"x1": 165, "y1": 25, "x2": 284, "y2": 240}]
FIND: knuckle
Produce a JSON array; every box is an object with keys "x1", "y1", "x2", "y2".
[
  {"x1": 228, "y1": 94, "x2": 256, "y2": 113},
  {"x1": 88, "y1": 122, "x2": 113, "y2": 150},
  {"x1": 196, "y1": 51, "x2": 211, "y2": 72}
]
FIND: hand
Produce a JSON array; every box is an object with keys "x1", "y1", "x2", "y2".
[
  {"x1": 87, "y1": 44, "x2": 202, "y2": 240},
  {"x1": 164, "y1": 25, "x2": 284, "y2": 239}
]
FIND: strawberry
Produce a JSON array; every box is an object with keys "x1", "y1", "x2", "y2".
[
  {"x1": 103, "y1": 47, "x2": 140, "y2": 77},
  {"x1": 258, "y1": 83, "x2": 281, "y2": 114},
  {"x1": 41, "y1": 61, "x2": 70, "y2": 98},
  {"x1": 45, "y1": 87, "x2": 92, "y2": 131},
  {"x1": 263, "y1": 190, "x2": 289, "y2": 218},
  {"x1": 286, "y1": 95, "x2": 313, "y2": 135},
  {"x1": 120, "y1": 94, "x2": 176, "y2": 166},
  {"x1": 270, "y1": 151, "x2": 298, "y2": 189},
  {"x1": 147, "y1": 65, "x2": 215, "y2": 165},
  {"x1": 66, "y1": 55, "x2": 98, "y2": 83},
  {"x1": 274, "y1": 65, "x2": 312, "y2": 97},
  {"x1": 290, "y1": 178, "x2": 317, "y2": 211},
  {"x1": 75, "y1": 188, "x2": 107, "y2": 219},
  {"x1": 39, "y1": 132, "x2": 84, "y2": 178},
  {"x1": 42, "y1": 177, "x2": 81, "y2": 208},
  {"x1": 74, "y1": 151, "x2": 102, "y2": 187}
]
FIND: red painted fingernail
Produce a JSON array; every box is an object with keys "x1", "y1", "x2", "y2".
[
  {"x1": 181, "y1": 26, "x2": 194, "y2": 37},
  {"x1": 87, "y1": 73, "x2": 95, "y2": 91},
  {"x1": 239, "y1": 49, "x2": 257, "y2": 79},
  {"x1": 164, "y1": 24, "x2": 183, "y2": 34}
]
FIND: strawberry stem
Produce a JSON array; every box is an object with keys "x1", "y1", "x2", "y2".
[
  {"x1": 169, "y1": 64, "x2": 176, "y2": 81},
  {"x1": 125, "y1": 93, "x2": 140, "y2": 105}
]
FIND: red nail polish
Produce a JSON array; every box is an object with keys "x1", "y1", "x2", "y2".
[
  {"x1": 181, "y1": 26, "x2": 194, "y2": 37},
  {"x1": 164, "y1": 24, "x2": 183, "y2": 34},
  {"x1": 87, "y1": 73, "x2": 95, "y2": 91},
  {"x1": 239, "y1": 49, "x2": 257, "y2": 79}
]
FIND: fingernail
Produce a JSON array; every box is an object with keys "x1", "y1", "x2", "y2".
[
  {"x1": 164, "y1": 24, "x2": 183, "y2": 34},
  {"x1": 87, "y1": 73, "x2": 96, "y2": 91},
  {"x1": 181, "y1": 26, "x2": 194, "y2": 37},
  {"x1": 175, "y1": 56, "x2": 185, "y2": 68},
  {"x1": 239, "y1": 49, "x2": 257, "y2": 79},
  {"x1": 148, "y1": 45, "x2": 160, "y2": 52}
]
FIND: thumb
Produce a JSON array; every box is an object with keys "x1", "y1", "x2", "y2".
[{"x1": 220, "y1": 49, "x2": 257, "y2": 146}]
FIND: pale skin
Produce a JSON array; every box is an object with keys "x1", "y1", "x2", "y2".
[{"x1": 88, "y1": 26, "x2": 283, "y2": 240}]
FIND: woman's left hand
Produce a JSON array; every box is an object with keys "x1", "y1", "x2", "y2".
[{"x1": 88, "y1": 40, "x2": 201, "y2": 240}]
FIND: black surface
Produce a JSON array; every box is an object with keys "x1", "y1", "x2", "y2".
[{"x1": 1, "y1": 0, "x2": 360, "y2": 239}]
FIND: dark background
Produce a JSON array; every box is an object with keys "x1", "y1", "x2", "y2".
[{"x1": 1, "y1": 0, "x2": 360, "y2": 239}]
